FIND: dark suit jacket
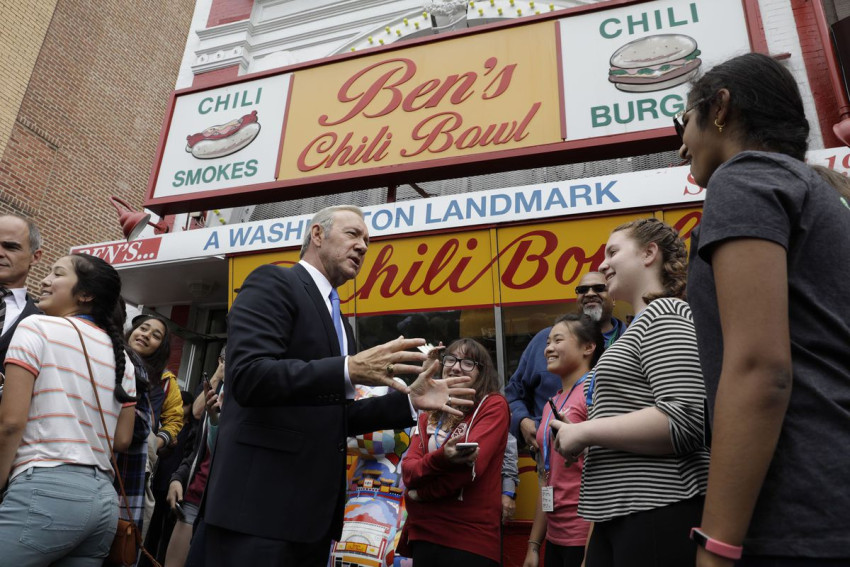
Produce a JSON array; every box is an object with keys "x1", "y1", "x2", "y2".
[
  {"x1": 204, "y1": 263, "x2": 414, "y2": 543},
  {"x1": 0, "y1": 294, "x2": 39, "y2": 363}
]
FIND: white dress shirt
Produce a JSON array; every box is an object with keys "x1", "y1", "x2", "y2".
[
  {"x1": 2, "y1": 288, "x2": 30, "y2": 337},
  {"x1": 298, "y1": 260, "x2": 355, "y2": 398},
  {"x1": 298, "y1": 261, "x2": 417, "y2": 416}
]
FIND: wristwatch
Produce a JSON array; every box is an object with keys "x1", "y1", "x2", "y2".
[{"x1": 690, "y1": 527, "x2": 743, "y2": 560}]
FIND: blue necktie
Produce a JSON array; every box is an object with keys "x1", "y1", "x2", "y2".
[{"x1": 329, "y1": 289, "x2": 346, "y2": 355}]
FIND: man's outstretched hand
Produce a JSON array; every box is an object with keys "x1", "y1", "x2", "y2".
[
  {"x1": 348, "y1": 336, "x2": 428, "y2": 392},
  {"x1": 409, "y1": 360, "x2": 475, "y2": 416}
]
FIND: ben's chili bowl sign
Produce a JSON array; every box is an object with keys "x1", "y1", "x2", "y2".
[{"x1": 278, "y1": 21, "x2": 562, "y2": 179}]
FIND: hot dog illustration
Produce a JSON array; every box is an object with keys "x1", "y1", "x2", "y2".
[
  {"x1": 608, "y1": 34, "x2": 702, "y2": 93},
  {"x1": 186, "y1": 110, "x2": 261, "y2": 159}
]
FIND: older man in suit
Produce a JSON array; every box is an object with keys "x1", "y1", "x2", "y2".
[
  {"x1": 0, "y1": 215, "x2": 42, "y2": 368},
  {"x1": 203, "y1": 205, "x2": 474, "y2": 566}
]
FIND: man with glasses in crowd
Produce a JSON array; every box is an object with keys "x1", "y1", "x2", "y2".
[{"x1": 505, "y1": 271, "x2": 626, "y2": 452}]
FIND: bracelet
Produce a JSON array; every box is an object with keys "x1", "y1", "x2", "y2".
[
  {"x1": 502, "y1": 490, "x2": 516, "y2": 499},
  {"x1": 690, "y1": 528, "x2": 743, "y2": 560},
  {"x1": 528, "y1": 539, "x2": 541, "y2": 548}
]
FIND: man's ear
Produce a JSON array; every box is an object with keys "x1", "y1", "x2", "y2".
[
  {"x1": 30, "y1": 249, "x2": 43, "y2": 265},
  {"x1": 310, "y1": 224, "x2": 324, "y2": 248}
]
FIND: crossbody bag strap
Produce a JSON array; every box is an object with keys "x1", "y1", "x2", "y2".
[{"x1": 65, "y1": 319, "x2": 144, "y2": 548}]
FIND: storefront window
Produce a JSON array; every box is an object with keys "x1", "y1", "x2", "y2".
[
  {"x1": 354, "y1": 308, "x2": 497, "y2": 381},
  {"x1": 500, "y1": 302, "x2": 571, "y2": 379},
  {"x1": 500, "y1": 300, "x2": 635, "y2": 380}
]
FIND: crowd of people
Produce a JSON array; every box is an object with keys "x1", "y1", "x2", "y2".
[{"x1": 0, "y1": 51, "x2": 848, "y2": 567}]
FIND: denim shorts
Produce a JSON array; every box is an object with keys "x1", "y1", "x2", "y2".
[
  {"x1": 0, "y1": 464, "x2": 118, "y2": 567},
  {"x1": 180, "y1": 500, "x2": 200, "y2": 525}
]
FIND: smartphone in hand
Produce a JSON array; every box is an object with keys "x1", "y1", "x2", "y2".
[
  {"x1": 456, "y1": 442, "x2": 478, "y2": 451},
  {"x1": 548, "y1": 398, "x2": 562, "y2": 422},
  {"x1": 173, "y1": 501, "x2": 186, "y2": 520}
]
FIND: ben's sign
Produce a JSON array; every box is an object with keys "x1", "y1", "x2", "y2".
[
  {"x1": 280, "y1": 22, "x2": 559, "y2": 178},
  {"x1": 145, "y1": 0, "x2": 759, "y2": 215}
]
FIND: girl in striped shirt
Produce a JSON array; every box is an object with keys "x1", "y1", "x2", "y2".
[
  {"x1": 0, "y1": 253, "x2": 136, "y2": 565},
  {"x1": 550, "y1": 218, "x2": 710, "y2": 567}
]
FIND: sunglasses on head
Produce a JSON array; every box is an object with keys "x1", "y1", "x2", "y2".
[{"x1": 575, "y1": 284, "x2": 607, "y2": 295}]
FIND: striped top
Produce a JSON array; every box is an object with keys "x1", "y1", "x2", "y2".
[
  {"x1": 579, "y1": 297, "x2": 709, "y2": 522},
  {"x1": 5, "y1": 315, "x2": 136, "y2": 480}
]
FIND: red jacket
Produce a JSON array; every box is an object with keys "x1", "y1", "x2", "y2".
[{"x1": 401, "y1": 394, "x2": 509, "y2": 563}]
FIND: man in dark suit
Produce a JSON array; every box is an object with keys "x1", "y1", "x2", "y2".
[
  {"x1": 203, "y1": 205, "x2": 474, "y2": 566},
  {"x1": 0, "y1": 215, "x2": 42, "y2": 368}
]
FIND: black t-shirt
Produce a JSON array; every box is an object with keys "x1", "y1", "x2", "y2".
[{"x1": 689, "y1": 151, "x2": 850, "y2": 558}]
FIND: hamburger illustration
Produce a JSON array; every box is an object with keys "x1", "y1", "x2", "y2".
[
  {"x1": 608, "y1": 34, "x2": 702, "y2": 93},
  {"x1": 186, "y1": 110, "x2": 261, "y2": 159}
]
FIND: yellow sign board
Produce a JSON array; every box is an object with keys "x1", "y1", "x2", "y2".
[
  {"x1": 230, "y1": 212, "x2": 710, "y2": 315},
  {"x1": 494, "y1": 213, "x2": 647, "y2": 306},
  {"x1": 279, "y1": 22, "x2": 562, "y2": 179}
]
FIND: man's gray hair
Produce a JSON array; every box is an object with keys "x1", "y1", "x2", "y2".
[
  {"x1": 0, "y1": 214, "x2": 42, "y2": 252},
  {"x1": 299, "y1": 205, "x2": 364, "y2": 258}
]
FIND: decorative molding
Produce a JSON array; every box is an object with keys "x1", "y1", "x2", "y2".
[
  {"x1": 191, "y1": 0, "x2": 582, "y2": 76},
  {"x1": 193, "y1": 45, "x2": 251, "y2": 74}
]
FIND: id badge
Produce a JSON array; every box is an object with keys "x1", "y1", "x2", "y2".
[{"x1": 541, "y1": 485, "x2": 554, "y2": 512}]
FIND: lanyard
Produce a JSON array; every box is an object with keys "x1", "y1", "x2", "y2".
[
  {"x1": 603, "y1": 323, "x2": 620, "y2": 348},
  {"x1": 434, "y1": 415, "x2": 448, "y2": 448},
  {"x1": 543, "y1": 372, "x2": 589, "y2": 476}
]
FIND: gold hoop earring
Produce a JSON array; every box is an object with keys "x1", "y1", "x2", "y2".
[{"x1": 714, "y1": 118, "x2": 725, "y2": 133}]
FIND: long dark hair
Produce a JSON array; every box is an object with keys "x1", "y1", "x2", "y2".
[
  {"x1": 126, "y1": 314, "x2": 172, "y2": 386},
  {"x1": 688, "y1": 52, "x2": 808, "y2": 161},
  {"x1": 552, "y1": 313, "x2": 605, "y2": 368},
  {"x1": 69, "y1": 254, "x2": 136, "y2": 403}
]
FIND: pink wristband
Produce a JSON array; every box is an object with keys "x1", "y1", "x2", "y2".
[{"x1": 690, "y1": 527, "x2": 743, "y2": 560}]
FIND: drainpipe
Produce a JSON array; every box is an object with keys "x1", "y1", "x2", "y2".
[{"x1": 812, "y1": 1, "x2": 850, "y2": 145}]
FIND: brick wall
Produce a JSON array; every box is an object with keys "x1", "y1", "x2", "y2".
[
  {"x1": 0, "y1": 1, "x2": 58, "y2": 159},
  {"x1": 191, "y1": 65, "x2": 240, "y2": 89},
  {"x1": 206, "y1": 0, "x2": 253, "y2": 28},
  {"x1": 0, "y1": 0, "x2": 195, "y2": 291},
  {"x1": 792, "y1": 0, "x2": 842, "y2": 148}
]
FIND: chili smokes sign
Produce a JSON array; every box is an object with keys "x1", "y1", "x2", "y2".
[{"x1": 152, "y1": 74, "x2": 291, "y2": 199}]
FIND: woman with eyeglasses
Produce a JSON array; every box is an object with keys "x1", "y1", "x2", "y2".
[
  {"x1": 549, "y1": 218, "x2": 710, "y2": 567},
  {"x1": 399, "y1": 339, "x2": 509, "y2": 567},
  {"x1": 677, "y1": 53, "x2": 850, "y2": 567}
]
